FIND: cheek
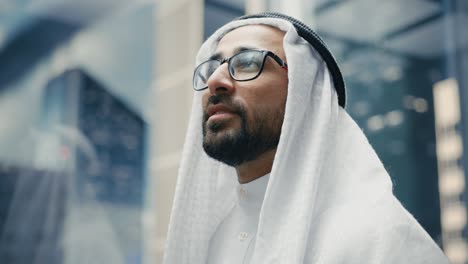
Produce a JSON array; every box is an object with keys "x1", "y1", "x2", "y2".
[
  {"x1": 242, "y1": 77, "x2": 288, "y2": 111},
  {"x1": 273, "y1": 75, "x2": 288, "y2": 107},
  {"x1": 246, "y1": 91, "x2": 287, "y2": 124},
  {"x1": 263, "y1": 80, "x2": 288, "y2": 110},
  {"x1": 201, "y1": 91, "x2": 210, "y2": 111}
]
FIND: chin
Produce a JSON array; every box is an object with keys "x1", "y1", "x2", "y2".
[
  {"x1": 204, "y1": 127, "x2": 236, "y2": 143},
  {"x1": 205, "y1": 118, "x2": 239, "y2": 134}
]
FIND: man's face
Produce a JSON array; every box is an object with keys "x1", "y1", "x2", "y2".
[{"x1": 201, "y1": 25, "x2": 288, "y2": 166}]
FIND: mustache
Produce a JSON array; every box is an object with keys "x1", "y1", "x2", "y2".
[
  {"x1": 203, "y1": 94, "x2": 244, "y2": 121},
  {"x1": 206, "y1": 94, "x2": 234, "y2": 107}
]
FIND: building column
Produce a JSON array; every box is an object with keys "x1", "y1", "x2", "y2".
[{"x1": 150, "y1": 0, "x2": 203, "y2": 262}]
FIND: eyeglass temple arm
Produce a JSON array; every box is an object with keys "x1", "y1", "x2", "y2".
[{"x1": 267, "y1": 52, "x2": 288, "y2": 70}]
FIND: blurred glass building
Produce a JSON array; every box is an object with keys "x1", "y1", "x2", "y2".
[
  {"x1": 0, "y1": 1, "x2": 155, "y2": 264},
  {"x1": 1, "y1": 0, "x2": 468, "y2": 263}
]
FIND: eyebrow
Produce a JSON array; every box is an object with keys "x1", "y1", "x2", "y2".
[{"x1": 209, "y1": 46, "x2": 258, "y2": 60}]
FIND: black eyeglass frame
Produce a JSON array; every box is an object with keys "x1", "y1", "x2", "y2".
[{"x1": 192, "y1": 49, "x2": 288, "y2": 91}]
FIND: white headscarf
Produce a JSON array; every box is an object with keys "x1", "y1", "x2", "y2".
[{"x1": 164, "y1": 18, "x2": 449, "y2": 264}]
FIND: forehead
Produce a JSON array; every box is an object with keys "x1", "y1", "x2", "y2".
[{"x1": 215, "y1": 24, "x2": 286, "y2": 57}]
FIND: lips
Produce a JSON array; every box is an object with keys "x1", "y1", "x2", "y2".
[{"x1": 207, "y1": 104, "x2": 236, "y2": 118}]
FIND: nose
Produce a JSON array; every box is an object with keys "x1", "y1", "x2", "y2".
[{"x1": 206, "y1": 63, "x2": 235, "y2": 95}]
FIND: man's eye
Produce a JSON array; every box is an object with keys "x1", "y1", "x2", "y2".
[
  {"x1": 207, "y1": 66, "x2": 217, "y2": 76},
  {"x1": 203, "y1": 64, "x2": 218, "y2": 79},
  {"x1": 234, "y1": 58, "x2": 261, "y2": 72}
]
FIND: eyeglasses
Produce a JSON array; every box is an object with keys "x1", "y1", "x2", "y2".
[{"x1": 192, "y1": 49, "x2": 288, "y2": 91}]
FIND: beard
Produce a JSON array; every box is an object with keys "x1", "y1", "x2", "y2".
[{"x1": 202, "y1": 94, "x2": 284, "y2": 167}]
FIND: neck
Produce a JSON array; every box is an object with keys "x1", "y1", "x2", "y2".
[{"x1": 235, "y1": 148, "x2": 276, "y2": 184}]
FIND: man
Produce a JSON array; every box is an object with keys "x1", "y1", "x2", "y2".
[{"x1": 164, "y1": 13, "x2": 449, "y2": 263}]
